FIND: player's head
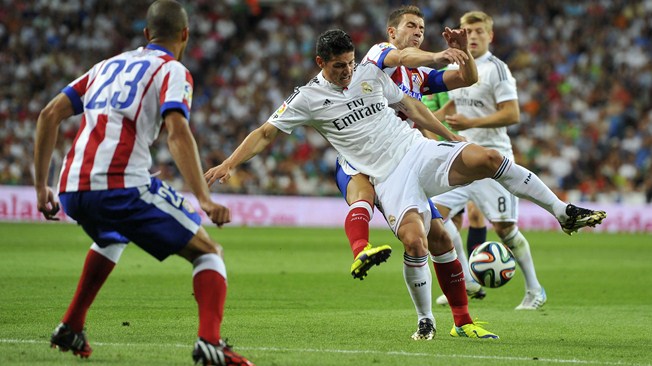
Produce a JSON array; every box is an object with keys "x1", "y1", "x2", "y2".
[
  {"x1": 315, "y1": 29, "x2": 355, "y2": 88},
  {"x1": 460, "y1": 11, "x2": 494, "y2": 59},
  {"x1": 144, "y1": 0, "x2": 189, "y2": 60},
  {"x1": 387, "y1": 5, "x2": 425, "y2": 50}
]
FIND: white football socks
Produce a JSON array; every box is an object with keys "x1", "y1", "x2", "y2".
[
  {"x1": 90, "y1": 242, "x2": 127, "y2": 264},
  {"x1": 502, "y1": 226, "x2": 541, "y2": 291},
  {"x1": 403, "y1": 253, "x2": 434, "y2": 322},
  {"x1": 443, "y1": 219, "x2": 474, "y2": 282},
  {"x1": 493, "y1": 158, "x2": 567, "y2": 221}
]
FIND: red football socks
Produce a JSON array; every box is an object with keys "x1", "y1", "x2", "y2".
[
  {"x1": 62, "y1": 249, "x2": 116, "y2": 332},
  {"x1": 344, "y1": 200, "x2": 372, "y2": 258},
  {"x1": 193, "y1": 270, "x2": 227, "y2": 344},
  {"x1": 433, "y1": 260, "x2": 473, "y2": 326}
]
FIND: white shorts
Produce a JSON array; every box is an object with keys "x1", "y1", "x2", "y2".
[
  {"x1": 432, "y1": 178, "x2": 519, "y2": 222},
  {"x1": 374, "y1": 139, "x2": 469, "y2": 235}
]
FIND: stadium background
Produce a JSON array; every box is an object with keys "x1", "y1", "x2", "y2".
[{"x1": 1, "y1": 0, "x2": 650, "y2": 222}]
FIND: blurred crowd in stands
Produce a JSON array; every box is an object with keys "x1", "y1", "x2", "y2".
[{"x1": 1, "y1": 0, "x2": 651, "y2": 203}]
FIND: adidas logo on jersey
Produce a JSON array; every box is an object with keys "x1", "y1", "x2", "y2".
[{"x1": 323, "y1": 99, "x2": 332, "y2": 107}]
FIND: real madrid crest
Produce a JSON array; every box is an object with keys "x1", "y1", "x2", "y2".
[
  {"x1": 361, "y1": 82, "x2": 372, "y2": 94},
  {"x1": 388, "y1": 215, "x2": 396, "y2": 227}
]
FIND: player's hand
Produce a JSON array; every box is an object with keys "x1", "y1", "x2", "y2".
[
  {"x1": 443, "y1": 27, "x2": 468, "y2": 50},
  {"x1": 445, "y1": 113, "x2": 474, "y2": 131},
  {"x1": 204, "y1": 163, "x2": 231, "y2": 187},
  {"x1": 200, "y1": 200, "x2": 231, "y2": 228},
  {"x1": 432, "y1": 47, "x2": 468, "y2": 66},
  {"x1": 36, "y1": 186, "x2": 60, "y2": 220}
]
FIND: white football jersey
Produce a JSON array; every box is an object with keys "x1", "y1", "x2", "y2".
[
  {"x1": 268, "y1": 61, "x2": 425, "y2": 182},
  {"x1": 333, "y1": 43, "x2": 451, "y2": 178},
  {"x1": 447, "y1": 51, "x2": 517, "y2": 158},
  {"x1": 58, "y1": 45, "x2": 193, "y2": 192}
]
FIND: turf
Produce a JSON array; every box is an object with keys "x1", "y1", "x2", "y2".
[{"x1": 0, "y1": 222, "x2": 650, "y2": 365}]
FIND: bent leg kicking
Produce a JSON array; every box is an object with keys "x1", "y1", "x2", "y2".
[{"x1": 448, "y1": 144, "x2": 606, "y2": 234}]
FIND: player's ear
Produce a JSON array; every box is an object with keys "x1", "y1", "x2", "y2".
[
  {"x1": 144, "y1": 28, "x2": 151, "y2": 42},
  {"x1": 181, "y1": 27, "x2": 189, "y2": 43},
  {"x1": 387, "y1": 26, "x2": 395, "y2": 39},
  {"x1": 315, "y1": 56, "x2": 324, "y2": 69}
]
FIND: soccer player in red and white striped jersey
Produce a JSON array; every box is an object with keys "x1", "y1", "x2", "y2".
[{"x1": 34, "y1": 1, "x2": 252, "y2": 364}]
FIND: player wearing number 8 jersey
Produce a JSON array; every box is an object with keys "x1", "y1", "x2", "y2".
[
  {"x1": 34, "y1": 1, "x2": 253, "y2": 364},
  {"x1": 431, "y1": 11, "x2": 559, "y2": 311}
]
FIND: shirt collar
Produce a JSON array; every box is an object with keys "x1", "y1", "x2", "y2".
[
  {"x1": 475, "y1": 51, "x2": 493, "y2": 63},
  {"x1": 318, "y1": 71, "x2": 346, "y2": 92},
  {"x1": 146, "y1": 44, "x2": 174, "y2": 57}
]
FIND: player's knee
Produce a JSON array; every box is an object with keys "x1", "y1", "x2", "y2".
[
  {"x1": 496, "y1": 223, "x2": 519, "y2": 248},
  {"x1": 179, "y1": 229, "x2": 223, "y2": 262},
  {"x1": 347, "y1": 175, "x2": 375, "y2": 203},
  {"x1": 479, "y1": 148, "x2": 503, "y2": 173},
  {"x1": 427, "y1": 223, "x2": 453, "y2": 255},
  {"x1": 400, "y1": 232, "x2": 428, "y2": 256},
  {"x1": 493, "y1": 222, "x2": 513, "y2": 236}
]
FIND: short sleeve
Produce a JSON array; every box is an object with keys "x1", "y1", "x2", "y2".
[
  {"x1": 364, "y1": 43, "x2": 395, "y2": 69},
  {"x1": 267, "y1": 87, "x2": 311, "y2": 134},
  {"x1": 375, "y1": 66, "x2": 404, "y2": 105},
  {"x1": 62, "y1": 67, "x2": 96, "y2": 115},
  {"x1": 493, "y1": 66, "x2": 518, "y2": 104},
  {"x1": 159, "y1": 61, "x2": 193, "y2": 121}
]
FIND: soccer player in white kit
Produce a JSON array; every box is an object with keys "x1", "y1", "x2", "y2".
[
  {"x1": 205, "y1": 29, "x2": 606, "y2": 340},
  {"x1": 430, "y1": 11, "x2": 547, "y2": 310},
  {"x1": 334, "y1": 5, "x2": 485, "y2": 340},
  {"x1": 33, "y1": 1, "x2": 253, "y2": 364}
]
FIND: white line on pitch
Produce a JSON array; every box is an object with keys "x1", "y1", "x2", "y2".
[{"x1": 0, "y1": 338, "x2": 648, "y2": 366}]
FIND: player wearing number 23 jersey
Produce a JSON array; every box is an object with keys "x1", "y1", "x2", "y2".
[
  {"x1": 35, "y1": 2, "x2": 253, "y2": 364},
  {"x1": 58, "y1": 44, "x2": 193, "y2": 193},
  {"x1": 54, "y1": 44, "x2": 202, "y2": 260}
]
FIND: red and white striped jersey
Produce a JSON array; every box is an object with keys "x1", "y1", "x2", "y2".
[
  {"x1": 58, "y1": 44, "x2": 193, "y2": 193},
  {"x1": 364, "y1": 42, "x2": 448, "y2": 102}
]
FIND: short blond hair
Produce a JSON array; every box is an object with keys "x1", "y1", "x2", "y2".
[{"x1": 460, "y1": 11, "x2": 493, "y2": 32}]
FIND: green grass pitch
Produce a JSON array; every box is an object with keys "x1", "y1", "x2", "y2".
[{"x1": 0, "y1": 222, "x2": 650, "y2": 365}]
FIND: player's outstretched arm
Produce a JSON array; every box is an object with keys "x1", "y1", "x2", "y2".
[
  {"x1": 165, "y1": 110, "x2": 230, "y2": 227},
  {"x1": 204, "y1": 122, "x2": 280, "y2": 187},
  {"x1": 394, "y1": 46, "x2": 468, "y2": 69},
  {"x1": 34, "y1": 93, "x2": 73, "y2": 220}
]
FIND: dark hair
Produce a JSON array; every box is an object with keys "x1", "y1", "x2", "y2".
[
  {"x1": 316, "y1": 29, "x2": 354, "y2": 62},
  {"x1": 146, "y1": 0, "x2": 188, "y2": 41},
  {"x1": 387, "y1": 5, "x2": 423, "y2": 28}
]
